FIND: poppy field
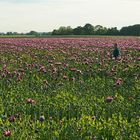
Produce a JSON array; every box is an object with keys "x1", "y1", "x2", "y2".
[{"x1": 0, "y1": 37, "x2": 140, "y2": 139}]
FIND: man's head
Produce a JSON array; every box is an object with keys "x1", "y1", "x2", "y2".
[{"x1": 114, "y1": 43, "x2": 117, "y2": 47}]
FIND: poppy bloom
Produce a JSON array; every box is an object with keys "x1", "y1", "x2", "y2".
[
  {"x1": 26, "y1": 98, "x2": 35, "y2": 104},
  {"x1": 9, "y1": 115, "x2": 16, "y2": 122},
  {"x1": 63, "y1": 75, "x2": 68, "y2": 80},
  {"x1": 49, "y1": 116, "x2": 53, "y2": 121},
  {"x1": 2, "y1": 64, "x2": 7, "y2": 70},
  {"x1": 39, "y1": 66, "x2": 46, "y2": 73},
  {"x1": 116, "y1": 78, "x2": 122, "y2": 86},
  {"x1": 4, "y1": 130, "x2": 12, "y2": 137},
  {"x1": 137, "y1": 57, "x2": 140, "y2": 61},
  {"x1": 76, "y1": 69, "x2": 83, "y2": 74},
  {"x1": 39, "y1": 115, "x2": 45, "y2": 122},
  {"x1": 43, "y1": 80, "x2": 48, "y2": 85},
  {"x1": 70, "y1": 68, "x2": 77, "y2": 72},
  {"x1": 55, "y1": 62, "x2": 62, "y2": 65},
  {"x1": 69, "y1": 77, "x2": 76, "y2": 82},
  {"x1": 106, "y1": 96, "x2": 113, "y2": 103}
]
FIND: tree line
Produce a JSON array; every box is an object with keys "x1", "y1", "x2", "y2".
[
  {"x1": 0, "y1": 24, "x2": 140, "y2": 36},
  {"x1": 52, "y1": 24, "x2": 140, "y2": 36},
  {"x1": 0, "y1": 31, "x2": 51, "y2": 36}
]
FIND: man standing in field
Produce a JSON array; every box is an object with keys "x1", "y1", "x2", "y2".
[{"x1": 112, "y1": 43, "x2": 121, "y2": 60}]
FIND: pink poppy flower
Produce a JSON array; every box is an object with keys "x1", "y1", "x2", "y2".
[{"x1": 4, "y1": 130, "x2": 12, "y2": 137}]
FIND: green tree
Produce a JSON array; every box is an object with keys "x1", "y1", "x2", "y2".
[
  {"x1": 73, "y1": 26, "x2": 84, "y2": 35},
  {"x1": 52, "y1": 26, "x2": 73, "y2": 35},
  {"x1": 107, "y1": 27, "x2": 119, "y2": 35},
  {"x1": 27, "y1": 31, "x2": 39, "y2": 36},
  {"x1": 83, "y1": 23, "x2": 94, "y2": 35},
  {"x1": 94, "y1": 25, "x2": 107, "y2": 35},
  {"x1": 120, "y1": 24, "x2": 140, "y2": 36},
  {"x1": 6, "y1": 32, "x2": 13, "y2": 35}
]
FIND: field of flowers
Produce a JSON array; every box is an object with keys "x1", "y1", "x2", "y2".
[{"x1": 0, "y1": 37, "x2": 140, "y2": 139}]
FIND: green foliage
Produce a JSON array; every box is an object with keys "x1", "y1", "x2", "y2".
[
  {"x1": 52, "y1": 26, "x2": 73, "y2": 35},
  {"x1": 0, "y1": 40, "x2": 140, "y2": 139},
  {"x1": 51, "y1": 24, "x2": 140, "y2": 36},
  {"x1": 120, "y1": 24, "x2": 140, "y2": 36}
]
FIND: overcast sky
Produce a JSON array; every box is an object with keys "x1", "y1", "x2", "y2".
[{"x1": 0, "y1": 0, "x2": 140, "y2": 33}]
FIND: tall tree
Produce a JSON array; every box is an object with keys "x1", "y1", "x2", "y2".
[
  {"x1": 73, "y1": 26, "x2": 84, "y2": 35},
  {"x1": 83, "y1": 23, "x2": 94, "y2": 35}
]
